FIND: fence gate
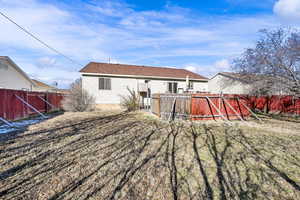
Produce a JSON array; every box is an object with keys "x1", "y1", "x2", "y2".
[{"x1": 152, "y1": 94, "x2": 191, "y2": 120}]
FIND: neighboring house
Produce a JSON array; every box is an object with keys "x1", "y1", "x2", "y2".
[
  {"x1": 0, "y1": 56, "x2": 58, "y2": 92},
  {"x1": 208, "y1": 72, "x2": 252, "y2": 94},
  {"x1": 80, "y1": 62, "x2": 208, "y2": 107},
  {"x1": 209, "y1": 72, "x2": 290, "y2": 95},
  {"x1": 0, "y1": 56, "x2": 36, "y2": 91},
  {"x1": 31, "y1": 79, "x2": 57, "y2": 92}
]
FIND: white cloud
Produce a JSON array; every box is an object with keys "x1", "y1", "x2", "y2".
[
  {"x1": 89, "y1": 1, "x2": 132, "y2": 17},
  {"x1": 183, "y1": 59, "x2": 232, "y2": 78},
  {"x1": 273, "y1": 0, "x2": 300, "y2": 20},
  {"x1": 0, "y1": 0, "x2": 297, "y2": 88},
  {"x1": 215, "y1": 59, "x2": 230, "y2": 70},
  {"x1": 184, "y1": 66, "x2": 197, "y2": 72}
]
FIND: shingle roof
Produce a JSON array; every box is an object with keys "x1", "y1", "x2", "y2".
[
  {"x1": 31, "y1": 79, "x2": 56, "y2": 89},
  {"x1": 219, "y1": 72, "x2": 264, "y2": 80},
  {"x1": 80, "y1": 62, "x2": 208, "y2": 80}
]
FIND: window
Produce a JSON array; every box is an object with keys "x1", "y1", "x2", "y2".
[
  {"x1": 188, "y1": 81, "x2": 194, "y2": 89},
  {"x1": 99, "y1": 78, "x2": 111, "y2": 90},
  {"x1": 167, "y1": 82, "x2": 178, "y2": 93}
]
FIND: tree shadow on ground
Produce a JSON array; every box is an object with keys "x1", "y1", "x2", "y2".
[{"x1": 0, "y1": 114, "x2": 300, "y2": 200}]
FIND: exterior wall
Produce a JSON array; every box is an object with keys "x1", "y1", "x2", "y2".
[
  {"x1": 150, "y1": 80, "x2": 208, "y2": 94},
  {"x1": 0, "y1": 61, "x2": 33, "y2": 90},
  {"x1": 32, "y1": 87, "x2": 47, "y2": 92},
  {"x1": 82, "y1": 74, "x2": 208, "y2": 105},
  {"x1": 82, "y1": 76, "x2": 138, "y2": 104},
  {"x1": 32, "y1": 86, "x2": 56, "y2": 92},
  {"x1": 208, "y1": 74, "x2": 251, "y2": 94},
  {"x1": 193, "y1": 82, "x2": 208, "y2": 93}
]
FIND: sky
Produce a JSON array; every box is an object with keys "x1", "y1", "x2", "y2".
[{"x1": 1, "y1": 0, "x2": 300, "y2": 88}]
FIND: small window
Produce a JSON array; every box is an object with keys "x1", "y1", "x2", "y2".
[
  {"x1": 167, "y1": 82, "x2": 178, "y2": 93},
  {"x1": 99, "y1": 78, "x2": 111, "y2": 90},
  {"x1": 168, "y1": 82, "x2": 172, "y2": 93},
  {"x1": 188, "y1": 81, "x2": 194, "y2": 89}
]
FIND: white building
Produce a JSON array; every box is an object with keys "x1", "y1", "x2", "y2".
[
  {"x1": 80, "y1": 62, "x2": 208, "y2": 109},
  {"x1": 0, "y1": 56, "x2": 36, "y2": 91},
  {"x1": 0, "y1": 56, "x2": 58, "y2": 92},
  {"x1": 208, "y1": 72, "x2": 252, "y2": 94}
]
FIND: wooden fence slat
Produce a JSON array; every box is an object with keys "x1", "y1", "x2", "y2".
[
  {"x1": 153, "y1": 93, "x2": 299, "y2": 120},
  {"x1": 15, "y1": 94, "x2": 47, "y2": 119}
]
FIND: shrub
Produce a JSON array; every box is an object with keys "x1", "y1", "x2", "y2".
[
  {"x1": 120, "y1": 87, "x2": 139, "y2": 111},
  {"x1": 62, "y1": 78, "x2": 95, "y2": 112}
]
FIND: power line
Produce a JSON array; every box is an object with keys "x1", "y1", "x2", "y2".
[{"x1": 0, "y1": 11, "x2": 83, "y2": 67}]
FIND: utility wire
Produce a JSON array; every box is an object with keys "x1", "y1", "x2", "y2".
[{"x1": 0, "y1": 11, "x2": 83, "y2": 67}]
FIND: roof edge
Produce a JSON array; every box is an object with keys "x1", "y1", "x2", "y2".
[
  {"x1": 79, "y1": 62, "x2": 208, "y2": 80},
  {"x1": 80, "y1": 72, "x2": 208, "y2": 81}
]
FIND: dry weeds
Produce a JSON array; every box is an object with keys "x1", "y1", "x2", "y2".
[{"x1": 0, "y1": 111, "x2": 299, "y2": 200}]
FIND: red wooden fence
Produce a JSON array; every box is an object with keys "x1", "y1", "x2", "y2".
[
  {"x1": 0, "y1": 89, "x2": 64, "y2": 121},
  {"x1": 248, "y1": 95, "x2": 300, "y2": 115},
  {"x1": 191, "y1": 94, "x2": 251, "y2": 120},
  {"x1": 152, "y1": 93, "x2": 300, "y2": 121}
]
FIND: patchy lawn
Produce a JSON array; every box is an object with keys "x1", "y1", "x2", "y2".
[{"x1": 0, "y1": 111, "x2": 299, "y2": 200}]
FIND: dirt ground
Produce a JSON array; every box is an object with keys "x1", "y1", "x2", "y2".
[{"x1": 0, "y1": 111, "x2": 299, "y2": 200}]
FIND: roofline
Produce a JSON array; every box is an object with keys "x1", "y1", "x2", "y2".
[
  {"x1": 210, "y1": 72, "x2": 240, "y2": 79},
  {"x1": 210, "y1": 72, "x2": 222, "y2": 80},
  {"x1": 84, "y1": 62, "x2": 189, "y2": 72},
  {"x1": 210, "y1": 72, "x2": 250, "y2": 84},
  {"x1": 80, "y1": 62, "x2": 208, "y2": 80},
  {"x1": 1, "y1": 56, "x2": 36, "y2": 86},
  {"x1": 31, "y1": 79, "x2": 57, "y2": 89},
  {"x1": 80, "y1": 72, "x2": 208, "y2": 82}
]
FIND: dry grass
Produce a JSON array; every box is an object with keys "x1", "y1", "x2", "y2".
[{"x1": 0, "y1": 111, "x2": 299, "y2": 200}]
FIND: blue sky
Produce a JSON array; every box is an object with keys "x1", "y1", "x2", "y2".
[{"x1": 0, "y1": 0, "x2": 300, "y2": 88}]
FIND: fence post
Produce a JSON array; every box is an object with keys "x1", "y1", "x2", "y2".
[
  {"x1": 168, "y1": 97, "x2": 177, "y2": 121},
  {"x1": 189, "y1": 94, "x2": 193, "y2": 121},
  {"x1": 158, "y1": 94, "x2": 161, "y2": 117}
]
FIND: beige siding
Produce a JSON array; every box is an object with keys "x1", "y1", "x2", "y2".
[
  {"x1": 208, "y1": 74, "x2": 251, "y2": 94},
  {"x1": 0, "y1": 61, "x2": 33, "y2": 90}
]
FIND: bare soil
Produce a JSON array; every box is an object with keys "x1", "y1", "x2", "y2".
[{"x1": 0, "y1": 111, "x2": 299, "y2": 200}]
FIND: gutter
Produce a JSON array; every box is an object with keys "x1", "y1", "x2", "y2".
[{"x1": 80, "y1": 72, "x2": 208, "y2": 82}]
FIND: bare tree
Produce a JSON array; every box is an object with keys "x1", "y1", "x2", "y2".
[
  {"x1": 233, "y1": 28, "x2": 300, "y2": 96},
  {"x1": 120, "y1": 87, "x2": 140, "y2": 111},
  {"x1": 62, "y1": 78, "x2": 95, "y2": 112}
]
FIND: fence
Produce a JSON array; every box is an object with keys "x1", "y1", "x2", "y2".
[
  {"x1": 249, "y1": 95, "x2": 300, "y2": 115},
  {"x1": 151, "y1": 93, "x2": 300, "y2": 121},
  {"x1": 0, "y1": 89, "x2": 65, "y2": 121}
]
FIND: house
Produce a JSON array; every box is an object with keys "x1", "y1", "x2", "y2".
[
  {"x1": 0, "y1": 56, "x2": 58, "y2": 92},
  {"x1": 0, "y1": 56, "x2": 36, "y2": 91},
  {"x1": 31, "y1": 79, "x2": 57, "y2": 92},
  {"x1": 80, "y1": 62, "x2": 208, "y2": 108},
  {"x1": 208, "y1": 72, "x2": 252, "y2": 94},
  {"x1": 208, "y1": 72, "x2": 290, "y2": 95}
]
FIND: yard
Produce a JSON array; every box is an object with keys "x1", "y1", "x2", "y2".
[{"x1": 0, "y1": 111, "x2": 300, "y2": 200}]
